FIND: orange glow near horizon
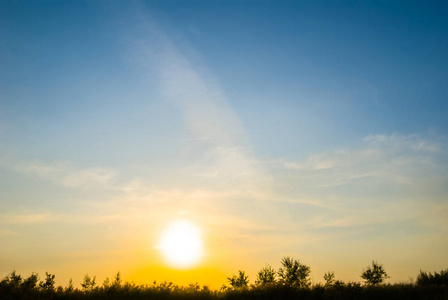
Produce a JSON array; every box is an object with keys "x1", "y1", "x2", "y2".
[{"x1": 129, "y1": 266, "x2": 229, "y2": 289}]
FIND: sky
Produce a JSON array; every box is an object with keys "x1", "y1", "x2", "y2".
[{"x1": 1, "y1": 0, "x2": 448, "y2": 288}]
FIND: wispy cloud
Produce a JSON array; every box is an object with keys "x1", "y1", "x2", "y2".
[
  {"x1": 2, "y1": 160, "x2": 118, "y2": 190},
  {"x1": 280, "y1": 133, "x2": 446, "y2": 186},
  {"x1": 123, "y1": 14, "x2": 272, "y2": 200},
  {"x1": 272, "y1": 133, "x2": 448, "y2": 233}
]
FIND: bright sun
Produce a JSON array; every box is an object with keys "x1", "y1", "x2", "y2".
[{"x1": 159, "y1": 220, "x2": 203, "y2": 269}]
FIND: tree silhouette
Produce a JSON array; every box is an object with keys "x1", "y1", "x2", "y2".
[
  {"x1": 227, "y1": 270, "x2": 249, "y2": 289},
  {"x1": 81, "y1": 274, "x2": 97, "y2": 292},
  {"x1": 39, "y1": 272, "x2": 55, "y2": 292},
  {"x1": 361, "y1": 261, "x2": 389, "y2": 285},
  {"x1": 65, "y1": 278, "x2": 74, "y2": 292},
  {"x1": 277, "y1": 256, "x2": 311, "y2": 288},
  {"x1": 323, "y1": 271, "x2": 335, "y2": 287},
  {"x1": 255, "y1": 265, "x2": 276, "y2": 286},
  {"x1": 3, "y1": 270, "x2": 22, "y2": 287},
  {"x1": 417, "y1": 269, "x2": 448, "y2": 286},
  {"x1": 112, "y1": 271, "x2": 122, "y2": 287},
  {"x1": 21, "y1": 273, "x2": 39, "y2": 290}
]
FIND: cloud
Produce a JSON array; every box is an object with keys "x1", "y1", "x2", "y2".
[
  {"x1": 58, "y1": 168, "x2": 117, "y2": 189},
  {"x1": 126, "y1": 17, "x2": 245, "y2": 147},
  {"x1": 5, "y1": 160, "x2": 118, "y2": 190},
  {"x1": 83, "y1": 128, "x2": 447, "y2": 259},
  {"x1": 280, "y1": 133, "x2": 446, "y2": 186},
  {"x1": 123, "y1": 15, "x2": 272, "y2": 197},
  {"x1": 270, "y1": 133, "x2": 448, "y2": 234},
  {"x1": 363, "y1": 133, "x2": 443, "y2": 153}
]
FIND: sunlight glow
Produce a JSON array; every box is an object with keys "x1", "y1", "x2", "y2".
[{"x1": 158, "y1": 220, "x2": 203, "y2": 269}]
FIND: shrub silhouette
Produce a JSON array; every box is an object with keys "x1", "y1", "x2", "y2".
[
  {"x1": 65, "y1": 278, "x2": 75, "y2": 292},
  {"x1": 323, "y1": 271, "x2": 335, "y2": 287},
  {"x1": 4, "y1": 270, "x2": 22, "y2": 286},
  {"x1": 39, "y1": 272, "x2": 56, "y2": 292},
  {"x1": 255, "y1": 264, "x2": 276, "y2": 286},
  {"x1": 416, "y1": 269, "x2": 448, "y2": 286},
  {"x1": 227, "y1": 270, "x2": 249, "y2": 289},
  {"x1": 81, "y1": 274, "x2": 97, "y2": 292},
  {"x1": 103, "y1": 272, "x2": 122, "y2": 290},
  {"x1": 277, "y1": 256, "x2": 311, "y2": 288},
  {"x1": 21, "y1": 273, "x2": 39, "y2": 290},
  {"x1": 361, "y1": 260, "x2": 389, "y2": 285}
]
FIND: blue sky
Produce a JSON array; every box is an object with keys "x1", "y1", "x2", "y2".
[{"x1": 0, "y1": 0, "x2": 448, "y2": 287}]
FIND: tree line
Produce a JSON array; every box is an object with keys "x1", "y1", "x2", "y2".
[
  {"x1": 1, "y1": 257, "x2": 447, "y2": 299},
  {"x1": 226, "y1": 258, "x2": 388, "y2": 289}
]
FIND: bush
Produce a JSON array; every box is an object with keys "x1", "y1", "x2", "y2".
[
  {"x1": 416, "y1": 269, "x2": 448, "y2": 286},
  {"x1": 323, "y1": 271, "x2": 335, "y2": 287},
  {"x1": 39, "y1": 272, "x2": 56, "y2": 292},
  {"x1": 361, "y1": 261, "x2": 389, "y2": 285},
  {"x1": 277, "y1": 256, "x2": 311, "y2": 288},
  {"x1": 227, "y1": 270, "x2": 249, "y2": 289},
  {"x1": 255, "y1": 265, "x2": 276, "y2": 286},
  {"x1": 81, "y1": 274, "x2": 97, "y2": 292}
]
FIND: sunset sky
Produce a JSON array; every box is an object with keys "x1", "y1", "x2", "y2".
[{"x1": 1, "y1": 0, "x2": 448, "y2": 288}]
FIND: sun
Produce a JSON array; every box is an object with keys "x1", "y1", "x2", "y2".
[{"x1": 158, "y1": 220, "x2": 204, "y2": 269}]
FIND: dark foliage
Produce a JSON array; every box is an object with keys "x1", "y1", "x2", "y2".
[
  {"x1": 360, "y1": 261, "x2": 389, "y2": 285},
  {"x1": 40, "y1": 272, "x2": 56, "y2": 292},
  {"x1": 323, "y1": 271, "x2": 335, "y2": 287},
  {"x1": 416, "y1": 269, "x2": 448, "y2": 286},
  {"x1": 1, "y1": 265, "x2": 448, "y2": 300},
  {"x1": 255, "y1": 265, "x2": 276, "y2": 286},
  {"x1": 227, "y1": 271, "x2": 249, "y2": 289},
  {"x1": 277, "y1": 256, "x2": 311, "y2": 288}
]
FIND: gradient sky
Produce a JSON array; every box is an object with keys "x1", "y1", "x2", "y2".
[{"x1": 1, "y1": 0, "x2": 448, "y2": 288}]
